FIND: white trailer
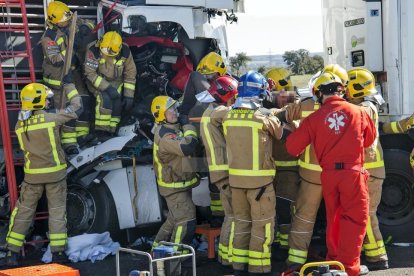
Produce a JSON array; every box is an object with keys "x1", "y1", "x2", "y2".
[{"x1": 322, "y1": 0, "x2": 414, "y2": 242}]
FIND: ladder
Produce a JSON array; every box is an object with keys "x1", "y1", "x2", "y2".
[{"x1": 0, "y1": 0, "x2": 36, "y2": 211}]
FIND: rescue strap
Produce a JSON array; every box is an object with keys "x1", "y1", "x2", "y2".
[{"x1": 255, "y1": 186, "x2": 266, "y2": 201}]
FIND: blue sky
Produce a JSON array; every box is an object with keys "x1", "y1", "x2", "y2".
[{"x1": 227, "y1": 0, "x2": 323, "y2": 56}]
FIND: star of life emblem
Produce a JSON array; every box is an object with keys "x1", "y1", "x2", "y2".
[{"x1": 325, "y1": 111, "x2": 347, "y2": 134}]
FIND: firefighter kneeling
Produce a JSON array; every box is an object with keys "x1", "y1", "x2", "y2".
[{"x1": 151, "y1": 96, "x2": 200, "y2": 250}]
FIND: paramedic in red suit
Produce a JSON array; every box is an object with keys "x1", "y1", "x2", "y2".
[{"x1": 285, "y1": 72, "x2": 376, "y2": 276}]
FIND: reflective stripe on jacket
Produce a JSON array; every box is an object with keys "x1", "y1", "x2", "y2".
[
  {"x1": 222, "y1": 108, "x2": 284, "y2": 189},
  {"x1": 84, "y1": 42, "x2": 137, "y2": 98},
  {"x1": 359, "y1": 100, "x2": 385, "y2": 179},
  {"x1": 153, "y1": 123, "x2": 200, "y2": 197},
  {"x1": 200, "y1": 103, "x2": 230, "y2": 184},
  {"x1": 15, "y1": 109, "x2": 77, "y2": 184},
  {"x1": 297, "y1": 98, "x2": 322, "y2": 184}
]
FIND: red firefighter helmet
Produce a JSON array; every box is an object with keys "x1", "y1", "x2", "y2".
[
  {"x1": 267, "y1": 78, "x2": 276, "y2": 92},
  {"x1": 208, "y1": 75, "x2": 238, "y2": 104}
]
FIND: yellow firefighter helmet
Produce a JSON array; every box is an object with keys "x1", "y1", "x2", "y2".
[
  {"x1": 47, "y1": 1, "x2": 72, "y2": 25},
  {"x1": 265, "y1": 67, "x2": 293, "y2": 91},
  {"x1": 20, "y1": 83, "x2": 54, "y2": 110},
  {"x1": 151, "y1": 96, "x2": 177, "y2": 124},
  {"x1": 196, "y1": 52, "x2": 227, "y2": 76},
  {"x1": 312, "y1": 72, "x2": 344, "y2": 96},
  {"x1": 100, "y1": 31, "x2": 123, "y2": 57},
  {"x1": 322, "y1": 64, "x2": 349, "y2": 86},
  {"x1": 347, "y1": 67, "x2": 377, "y2": 99}
]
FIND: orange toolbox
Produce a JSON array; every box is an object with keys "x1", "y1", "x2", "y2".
[{"x1": 0, "y1": 263, "x2": 79, "y2": 276}]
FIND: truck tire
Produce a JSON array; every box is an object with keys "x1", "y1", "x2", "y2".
[
  {"x1": 378, "y1": 149, "x2": 414, "y2": 242},
  {"x1": 67, "y1": 183, "x2": 120, "y2": 238}
]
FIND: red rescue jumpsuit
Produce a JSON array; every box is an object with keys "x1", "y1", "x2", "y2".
[{"x1": 286, "y1": 96, "x2": 376, "y2": 276}]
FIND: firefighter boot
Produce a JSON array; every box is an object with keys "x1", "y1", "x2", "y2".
[
  {"x1": 366, "y1": 260, "x2": 389, "y2": 271},
  {"x1": 94, "y1": 130, "x2": 113, "y2": 143},
  {"x1": 65, "y1": 145, "x2": 80, "y2": 156},
  {"x1": 5, "y1": 251, "x2": 19, "y2": 267},
  {"x1": 359, "y1": 265, "x2": 369, "y2": 275},
  {"x1": 52, "y1": 252, "x2": 69, "y2": 264}
]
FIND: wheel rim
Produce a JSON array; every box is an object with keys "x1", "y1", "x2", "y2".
[
  {"x1": 67, "y1": 185, "x2": 96, "y2": 235},
  {"x1": 378, "y1": 169, "x2": 414, "y2": 226}
]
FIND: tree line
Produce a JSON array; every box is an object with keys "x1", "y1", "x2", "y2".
[{"x1": 229, "y1": 49, "x2": 324, "y2": 77}]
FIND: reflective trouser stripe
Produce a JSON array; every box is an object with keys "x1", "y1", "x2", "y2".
[
  {"x1": 110, "y1": 117, "x2": 120, "y2": 128},
  {"x1": 232, "y1": 248, "x2": 249, "y2": 264},
  {"x1": 279, "y1": 233, "x2": 288, "y2": 246},
  {"x1": 6, "y1": 207, "x2": 25, "y2": 247},
  {"x1": 49, "y1": 233, "x2": 68, "y2": 247},
  {"x1": 248, "y1": 222, "x2": 271, "y2": 266},
  {"x1": 364, "y1": 217, "x2": 386, "y2": 257},
  {"x1": 95, "y1": 96, "x2": 111, "y2": 126},
  {"x1": 288, "y1": 248, "x2": 307, "y2": 264},
  {"x1": 61, "y1": 131, "x2": 77, "y2": 145},
  {"x1": 228, "y1": 221, "x2": 235, "y2": 263},
  {"x1": 173, "y1": 225, "x2": 183, "y2": 251},
  {"x1": 210, "y1": 199, "x2": 224, "y2": 212},
  {"x1": 274, "y1": 231, "x2": 280, "y2": 244},
  {"x1": 75, "y1": 126, "x2": 89, "y2": 137},
  {"x1": 219, "y1": 244, "x2": 231, "y2": 262}
]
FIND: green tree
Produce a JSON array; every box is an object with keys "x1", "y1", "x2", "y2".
[
  {"x1": 257, "y1": 65, "x2": 267, "y2": 75},
  {"x1": 283, "y1": 49, "x2": 324, "y2": 74},
  {"x1": 229, "y1": 52, "x2": 251, "y2": 76}
]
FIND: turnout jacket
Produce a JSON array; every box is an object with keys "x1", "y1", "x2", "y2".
[
  {"x1": 220, "y1": 108, "x2": 284, "y2": 189},
  {"x1": 41, "y1": 18, "x2": 95, "y2": 90},
  {"x1": 84, "y1": 42, "x2": 137, "y2": 98},
  {"x1": 200, "y1": 103, "x2": 230, "y2": 184},
  {"x1": 153, "y1": 123, "x2": 200, "y2": 197},
  {"x1": 15, "y1": 86, "x2": 79, "y2": 184},
  {"x1": 358, "y1": 100, "x2": 385, "y2": 179}
]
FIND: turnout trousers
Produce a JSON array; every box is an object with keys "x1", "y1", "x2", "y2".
[
  {"x1": 216, "y1": 178, "x2": 234, "y2": 265},
  {"x1": 153, "y1": 190, "x2": 196, "y2": 248},
  {"x1": 231, "y1": 184, "x2": 275, "y2": 274},
  {"x1": 273, "y1": 170, "x2": 300, "y2": 248},
  {"x1": 363, "y1": 176, "x2": 388, "y2": 262},
  {"x1": 287, "y1": 179, "x2": 322, "y2": 265},
  {"x1": 6, "y1": 179, "x2": 68, "y2": 253},
  {"x1": 321, "y1": 169, "x2": 369, "y2": 276}
]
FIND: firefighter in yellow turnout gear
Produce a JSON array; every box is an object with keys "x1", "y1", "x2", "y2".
[
  {"x1": 200, "y1": 75, "x2": 238, "y2": 267},
  {"x1": 346, "y1": 67, "x2": 389, "y2": 270},
  {"x1": 266, "y1": 68, "x2": 300, "y2": 252},
  {"x1": 5, "y1": 83, "x2": 82, "y2": 266},
  {"x1": 41, "y1": 1, "x2": 93, "y2": 153},
  {"x1": 151, "y1": 96, "x2": 200, "y2": 249},
  {"x1": 285, "y1": 65, "x2": 349, "y2": 269},
  {"x1": 84, "y1": 31, "x2": 137, "y2": 140},
  {"x1": 213, "y1": 71, "x2": 287, "y2": 276}
]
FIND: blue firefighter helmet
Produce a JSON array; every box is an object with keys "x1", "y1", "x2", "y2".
[{"x1": 237, "y1": 70, "x2": 268, "y2": 98}]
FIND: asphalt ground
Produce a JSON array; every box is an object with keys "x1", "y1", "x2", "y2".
[{"x1": 2, "y1": 241, "x2": 413, "y2": 275}]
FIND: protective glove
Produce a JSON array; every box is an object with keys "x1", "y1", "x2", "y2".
[
  {"x1": 285, "y1": 102, "x2": 301, "y2": 123},
  {"x1": 410, "y1": 148, "x2": 414, "y2": 168},
  {"x1": 122, "y1": 96, "x2": 134, "y2": 112},
  {"x1": 400, "y1": 113, "x2": 414, "y2": 133},
  {"x1": 62, "y1": 72, "x2": 73, "y2": 84},
  {"x1": 103, "y1": 86, "x2": 120, "y2": 100},
  {"x1": 382, "y1": 113, "x2": 414, "y2": 134}
]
